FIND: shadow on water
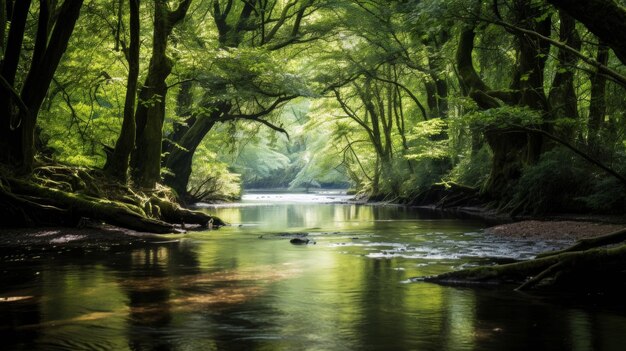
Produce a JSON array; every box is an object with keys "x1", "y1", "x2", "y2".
[{"x1": 1, "y1": 198, "x2": 626, "y2": 350}]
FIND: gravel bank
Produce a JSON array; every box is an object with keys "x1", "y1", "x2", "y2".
[{"x1": 486, "y1": 220, "x2": 625, "y2": 241}]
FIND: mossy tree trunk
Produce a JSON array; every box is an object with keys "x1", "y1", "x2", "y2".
[
  {"x1": 106, "y1": 0, "x2": 140, "y2": 182},
  {"x1": 19, "y1": 0, "x2": 84, "y2": 173},
  {"x1": 4, "y1": 177, "x2": 175, "y2": 233},
  {"x1": 131, "y1": 0, "x2": 191, "y2": 189},
  {"x1": 163, "y1": 111, "x2": 219, "y2": 198},
  {"x1": 456, "y1": 2, "x2": 552, "y2": 199},
  {"x1": 159, "y1": 1, "x2": 254, "y2": 197}
]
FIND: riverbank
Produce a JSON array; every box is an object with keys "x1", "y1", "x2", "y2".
[
  {"x1": 409, "y1": 202, "x2": 626, "y2": 241},
  {"x1": 0, "y1": 223, "x2": 170, "y2": 249},
  {"x1": 485, "y1": 220, "x2": 625, "y2": 241}
]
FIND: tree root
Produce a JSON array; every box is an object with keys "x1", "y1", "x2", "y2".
[
  {"x1": 537, "y1": 227, "x2": 626, "y2": 258},
  {"x1": 0, "y1": 164, "x2": 225, "y2": 233},
  {"x1": 419, "y1": 244, "x2": 626, "y2": 291},
  {"x1": 150, "y1": 197, "x2": 226, "y2": 228},
  {"x1": 7, "y1": 177, "x2": 175, "y2": 233}
]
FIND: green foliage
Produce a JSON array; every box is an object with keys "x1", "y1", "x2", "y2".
[
  {"x1": 577, "y1": 170, "x2": 626, "y2": 213},
  {"x1": 506, "y1": 148, "x2": 591, "y2": 215},
  {"x1": 463, "y1": 106, "x2": 543, "y2": 129},
  {"x1": 8, "y1": 0, "x2": 625, "y2": 215},
  {"x1": 195, "y1": 47, "x2": 313, "y2": 101},
  {"x1": 405, "y1": 119, "x2": 449, "y2": 161},
  {"x1": 188, "y1": 145, "x2": 241, "y2": 201},
  {"x1": 234, "y1": 137, "x2": 292, "y2": 184},
  {"x1": 447, "y1": 145, "x2": 492, "y2": 188}
]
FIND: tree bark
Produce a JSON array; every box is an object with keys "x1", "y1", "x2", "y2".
[
  {"x1": 106, "y1": 0, "x2": 140, "y2": 181},
  {"x1": 163, "y1": 111, "x2": 219, "y2": 198},
  {"x1": 456, "y1": 3, "x2": 552, "y2": 199},
  {"x1": 0, "y1": 0, "x2": 83, "y2": 172},
  {"x1": 456, "y1": 27, "x2": 527, "y2": 198},
  {"x1": 0, "y1": 0, "x2": 32, "y2": 167},
  {"x1": 131, "y1": 0, "x2": 191, "y2": 189},
  {"x1": 162, "y1": 79, "x2": 194, "y2": 157}
]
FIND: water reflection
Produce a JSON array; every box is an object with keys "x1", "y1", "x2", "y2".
[{"x1": 1, "y1": 201, "x2": 626, "y2": 350}]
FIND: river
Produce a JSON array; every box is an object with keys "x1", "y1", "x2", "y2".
[{"x1": 1, "y1": 193, "x2": 625, "y2": 350}]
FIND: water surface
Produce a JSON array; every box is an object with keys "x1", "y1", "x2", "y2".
[{"x1": 1, "y1": 194, "x2": 625, "y2": 350}]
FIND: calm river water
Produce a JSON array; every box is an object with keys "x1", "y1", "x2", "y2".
[{"x1": 1, "y1": 193, "x2": 625, "y2": 350}]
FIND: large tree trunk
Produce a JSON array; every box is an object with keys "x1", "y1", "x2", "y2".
[
  {"x1": 456, "y1": 27, "x2": 525, "y2": 198},
  {"x1": 547, "y1": 0, "x2": 626, "y2": 65},
  {"x1": 131, "y1": 0, "x2": 191, "y2": 189},
  {"x1": 456, "y1": 3, "x2": 551, "y2": 199},
  {"x1": 159, "y1": 1, "x2": 258, "y2": 197},
  {"x1": 0, "y1": 0, "x2": 32, "y2": 168},
  {"x1": 162, "y1": 79, "x2": 194, "y2": 158},
  {"x1": 0, "y1": 0, "x2": 83, "y2": 173},
  {"x1": 513, "y1": 1, "x2": 551, "y2": 163},
  {"x1": 163, "y1": 113, "x2": 218, "y2": 198},
  {"x1": 106, "y1": 0, "x2": 140, "y2": 181}
]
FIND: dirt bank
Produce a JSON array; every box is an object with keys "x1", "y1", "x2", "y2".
[
  {"x1": 486, "y1": 220, "x2": 625, "y2": 241},
  {"x1": 0, "y1": 223, "x2": 173, "y2": 249}
]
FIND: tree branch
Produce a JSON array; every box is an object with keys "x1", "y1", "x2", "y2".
[{"x1": 488, "y1": 18, "x2": 626, "y2": 88}]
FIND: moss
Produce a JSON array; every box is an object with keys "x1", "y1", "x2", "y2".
[{"x1": 422, "y1": 243, "x2": 626, "y2": 291}]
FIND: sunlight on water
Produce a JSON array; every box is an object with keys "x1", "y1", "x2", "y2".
[{"x1": 1, "y1": 195, "x2": 626, "y2": 350}]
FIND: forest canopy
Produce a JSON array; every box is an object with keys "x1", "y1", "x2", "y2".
[{"x1": 1, "y1": 0, "x2": 626, "y2": 230}]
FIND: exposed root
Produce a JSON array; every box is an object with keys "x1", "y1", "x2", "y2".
[
  {"x1": 0, "y1": 164, "x2": 225, "y2": 233},
  {"x1": 420, "y1": 244, "x2": 626, "y2": 292},
  {"x1": 408, "y1": 182, "x2": 482, "y2": 208},
  {"x1": 515, "y1": 261, "x2": 563, "y2": 291},
  {"x1": 537, "y1": 227, "x2": 626, "y2": 258}
]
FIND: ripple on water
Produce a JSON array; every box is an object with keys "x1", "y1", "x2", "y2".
[{"x1": 336, "y1": 233, "x2": 574, "y2": 261}]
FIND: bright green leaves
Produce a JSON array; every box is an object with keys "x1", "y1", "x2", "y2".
[
  {"x1": 405, "y1": 118, "x2": 449, "y2": 161},
  {"x1": 463, "y1": 106, "x2": 543, "y2": 129}
]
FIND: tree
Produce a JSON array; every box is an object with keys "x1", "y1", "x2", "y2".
[
  {"x1": 0, "y1": 0, "x2": 84, "y2": 172},
  {"x1": 130, "y1": 0, "x2": 192, "y2": 189},
  {"x1": 162, "y1": 0, "x2": 329, "y2": 199},
  {"x1": 547, "y1": 0, "x2": 626, "y2": 65},
  {"x1": 105, "y1": 0, "x2": 141, "y2": 181},
  {"x1": 455, "y1": 1, "x2": 552, "y2": 199}
]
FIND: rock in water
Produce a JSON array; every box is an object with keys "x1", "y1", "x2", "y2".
[{"x1": 290, "y1": 238, "x2": 310, "y2": 245}]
